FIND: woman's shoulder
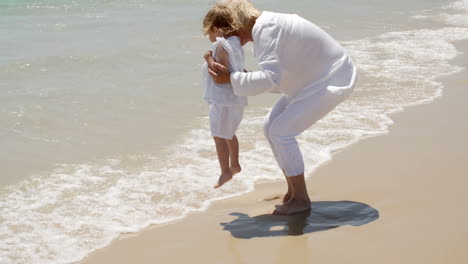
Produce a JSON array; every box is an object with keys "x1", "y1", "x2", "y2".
[
  {"x1": 252, "y1": 11, "x2": 285, "y2": 39},
  {"x1": 256, "y1": 11, "x2": 303, "y2": 25},
  {"x1": 255, "y1": 11, "x2": 290, "y2": 23},
  {"x1": 253, "y1": 11, "x2": 304, "y2": 39}
]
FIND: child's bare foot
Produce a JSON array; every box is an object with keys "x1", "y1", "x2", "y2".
[
  {"x1": 230, "y1": 164, "x2": 241, "y2": 176},
  {"x1": 214, "y1": 171, "x2": 233, "y2": 188}
]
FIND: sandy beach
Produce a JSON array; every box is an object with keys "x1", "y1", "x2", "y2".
[{"x1": 79, "y1": 40, "x2": 468, "y2": 264}]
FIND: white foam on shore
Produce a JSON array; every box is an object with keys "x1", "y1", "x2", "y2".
[
  {"x1": 441, "y1": 2, "x2": 468, "y2": 27},
  {"x1": 1, "y1": 1, "x2": 468, "y2": 264},
  {"x1": 414, "y1": 0, "x2": 468, "y2": 26}
]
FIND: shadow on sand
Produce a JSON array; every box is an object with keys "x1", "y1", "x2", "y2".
[{"x1": 221, "y1": 201, "x2": 379, "y2": 239}]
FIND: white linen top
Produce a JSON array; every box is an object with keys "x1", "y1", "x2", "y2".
[
  {"x1": 202, "y1": 36, "x2": 247, "y2": 106},
  {"x1": 230, "y1": 11, "x2": 354, "y2": 98}
]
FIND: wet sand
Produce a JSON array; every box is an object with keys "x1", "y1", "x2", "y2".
[{"x1": 80, "y1": 42, "x2": 468, "y2": 264}]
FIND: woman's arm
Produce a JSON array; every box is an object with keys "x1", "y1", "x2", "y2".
[
  {"x1": 204, "y1": 21, "x2": 282, "y2": 96},
  {"x1": 204, "y1": 56, "x2": 278, "y2": 96},
  {"x1": 230, "y1": 21, "x2": 283, "y2": 96},
  {"x1": 229, "y1": 71, "x2": 276, "y2": 96}
]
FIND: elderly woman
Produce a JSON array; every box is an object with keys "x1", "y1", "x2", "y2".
[{"x1": 205, "y1": 0, "x2": 356, "y2": 215}]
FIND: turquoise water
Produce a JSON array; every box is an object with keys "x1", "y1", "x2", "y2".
[{"x1": 1, "y1": 1, "x2": 467, "y2": 263}]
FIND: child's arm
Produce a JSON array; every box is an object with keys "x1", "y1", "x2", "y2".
[
  {"x1": 204, "y1": 50, "x2": 230, "y2": 83},
  {"x1": 214, "y1": 45, "x2": 230, "y2": 71}
]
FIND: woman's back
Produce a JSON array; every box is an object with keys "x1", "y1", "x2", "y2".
[{"x1": 253, "y1": 11, "x2": 347, "y2": 97}]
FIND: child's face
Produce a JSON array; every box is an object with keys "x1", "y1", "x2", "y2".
[{"x1": 208, "y1": 27, "x2": 222, "y2": 43}]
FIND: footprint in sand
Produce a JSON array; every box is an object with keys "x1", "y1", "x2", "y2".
[{"x1": 262, "y1": 195, "x2": 283, "y2": 201}]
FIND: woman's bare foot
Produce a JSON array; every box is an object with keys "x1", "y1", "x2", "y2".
[
  {"x1": 214, "y1": 171, "x2": 233, "y2": 188},
  {"x1": 282, "y1": 191, "x2": 292, "y2": 203},
  {"x1": 272, "y1": 199, "x2": 311, "y2": 215},
  {"x1": 230, "y1": 164, "x2": 242, "y2": 176}
]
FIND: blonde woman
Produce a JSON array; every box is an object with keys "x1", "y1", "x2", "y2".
[{"x1": 205, "y1": 0, "x2": 357, "y2": 215}]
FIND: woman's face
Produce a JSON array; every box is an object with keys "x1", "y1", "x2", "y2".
[
  {"x1": 237, "y1": 26, "x2": 254, "y2": 46},
  {"x1": 238, "y1": 29, "x2": 252, "y2": 46}
]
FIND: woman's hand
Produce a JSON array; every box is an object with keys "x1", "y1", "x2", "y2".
[{"x1": 204, "y1": 50, "x2": 231, "y2": 84}]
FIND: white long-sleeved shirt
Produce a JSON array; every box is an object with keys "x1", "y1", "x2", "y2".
[
  {"x1": 203, "y1": 36, "x2": 247, "y2": 106},
  {"x1": 231, "y1": 11, "x2": 349, "y2": 98}
]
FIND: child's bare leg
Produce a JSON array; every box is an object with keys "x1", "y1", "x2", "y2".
[
  {"x1": 213, "y1": 136, "x2": 233, "y2": 188},
  {"x1": 226, "y1": 135, "x2": 241, "y2": 175}
]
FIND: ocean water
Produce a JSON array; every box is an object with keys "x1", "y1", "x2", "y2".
[{"x1": 1, "y1": 0, "x2": 467, "y2": 263}]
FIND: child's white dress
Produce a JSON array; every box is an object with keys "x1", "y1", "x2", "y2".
[{"x1": 202, "y1": 36, "x2": 247, "y2": 140}]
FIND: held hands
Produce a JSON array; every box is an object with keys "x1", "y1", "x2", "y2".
[{"x1": 204, "y1": 50, "x2": 231, "y2": 84}]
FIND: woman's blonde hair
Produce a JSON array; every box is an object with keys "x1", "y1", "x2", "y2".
[
  {"x1": 202, "y1": 4, "x2": 240, "y2": 36},
  {"x1": 218, "y1": 0, "x2": 261, "y2": 30},
  {"x1": 202, "y1": 0, "x2": 261, "y2": 35}
]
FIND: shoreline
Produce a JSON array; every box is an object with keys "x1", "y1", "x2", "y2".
[{"x1": 79, "y1": 40, "x2": 468, "y2": 264}]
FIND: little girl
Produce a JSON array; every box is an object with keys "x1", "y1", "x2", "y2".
[{"x1": 201, "y1": 4, "x2": 247, "y2": 188}]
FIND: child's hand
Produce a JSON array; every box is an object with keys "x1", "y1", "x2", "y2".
[
  {"x1": 204, "y1": 51, "x2": 218, "y2": 73},
  {"x1": 204, "y1": 50, "x2": 213, "y2": 61}
]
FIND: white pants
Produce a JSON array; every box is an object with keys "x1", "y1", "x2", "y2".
[
  {"x1": 209, "y1": 103, "x2": 244, "y2": 140},
  {"x1": 263, "y1": 62, "x2": 356, "y2": 176}
]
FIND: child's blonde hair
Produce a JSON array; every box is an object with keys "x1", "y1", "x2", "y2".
[{"x1": 202, "y1": 4, "x2": 240, "y2": 36}]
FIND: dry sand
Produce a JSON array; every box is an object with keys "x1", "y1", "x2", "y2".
[{"x1": 80, "y1": 42, "x2": 468, "y2": 264}]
